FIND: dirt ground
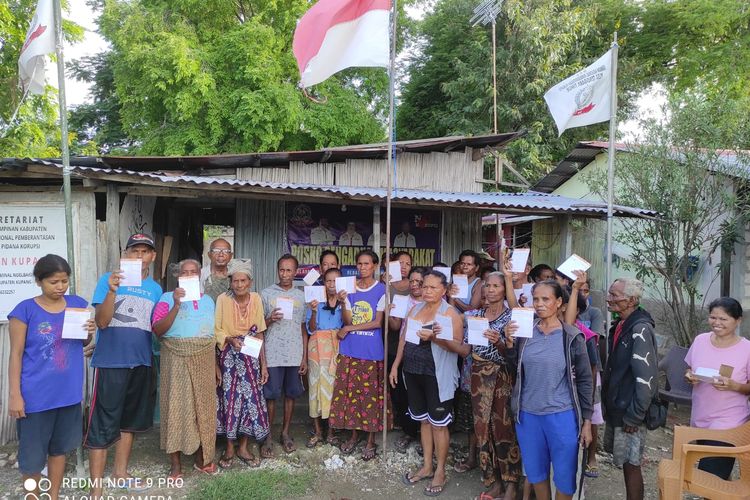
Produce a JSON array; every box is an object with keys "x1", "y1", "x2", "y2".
[{"x1": 0, "y1": 402, "x2": 690, "y2": 500}]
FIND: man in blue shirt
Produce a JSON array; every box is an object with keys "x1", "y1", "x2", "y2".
[{"x1": 85, "y1": 234, "x2": 162, "y2": 496}]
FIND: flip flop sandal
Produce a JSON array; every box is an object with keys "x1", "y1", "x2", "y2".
[
  {"x1": 394, "y1": 435, "x2": 413, "y2": 453},
  {"x1": 361, "y1": 445, "x2": 377, "y2": 461},
  {"x1": 401, "y1": 470, "x2": 434, "y2": 486},
  {"x1": 218, "y1": 455, "x2": 234, "y2": 469},
  {"x1": 167, "y1": 472, "x2": 183, "y2": 481},
  {"x1": 339, "y1": 439, "x2": 358, "y2": 455},
  {"x1": 306, "y1": 435, "x2": 323, "y2": 448},
  {"x1": 326, "y1": 435, "x2": 342, "y2": 447},
  {"x1": 453, "y1": 459, "x2": 476, "y2": 473},
  {"x1": 260, "y1": 444, "x2": 273, "y2": 459},
  {"x1": 473, "y1": 493, "x2": 501, "y2": 500},
  {"x1": 193, "y1": 463, "x2": 219, "y2": 475},
  {"x1": 237, "y1": 454, "x2": 260, "y2": 468},
  {"x1": 424, "y1": 482, "x2": 446, "y2": 497},
  {"x1": 584, "y1": 464, "x2": 599, "y2": 478},
  {"x1": 279, "y1": 435, "x2": 296, "y2": 454}
]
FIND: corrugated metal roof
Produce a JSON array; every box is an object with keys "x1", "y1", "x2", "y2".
[
  {"x1": 533, "y1": 141, "x2": 750, "y2": 193},
  {"x1": 4, "y1": 132, "x2": 526, "y2": 172},
  {"x1": 1, "y1": 159, "x2": 657, "y2": 218}
]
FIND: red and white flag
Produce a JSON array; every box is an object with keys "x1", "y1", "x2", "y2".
[
  {"x1": 544, "y1": 49, "x2": 613, "y2": 136},
  {"x1": 293, "y1": 0, "x2": 391, "y2": 88},
  {"x1": 18, "y1": 0, "x2": 56, "y2": 95}
]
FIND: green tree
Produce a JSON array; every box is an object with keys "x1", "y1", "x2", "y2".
[
  {"x1": 585, "y1": 92, "x2": 750, "y2": 346},
  {"x1": 398, "y1": 0, "x2": 750, "y2": 184},
  {"x1": 0, "y1": 1, "x2": 84, "y2": 157},
  {"x1": 626, "y1": 0, "x2": 750, "y2": 100},
  {"x1": 398, "y1": 0, "x2": 617, "y2": 183},
  {"x1": 69, "y1": 52, "x2": 132, "y2": 153},
  {"x1": 72, "y1": 0, "x2": 407, "y2": 155}
]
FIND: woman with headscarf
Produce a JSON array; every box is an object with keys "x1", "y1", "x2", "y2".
[
  {"x1": 214, "y1": 259, "x2": 270, "y2": 468},
  {"x1": 152, "y1": 259, "x2": 217, "y2": 477}
]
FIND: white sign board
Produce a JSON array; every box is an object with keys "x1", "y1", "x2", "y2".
[{"x1": 1, "y1": 204, "x2": 68, "y2": 319}]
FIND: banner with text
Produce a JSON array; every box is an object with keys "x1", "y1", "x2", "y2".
[
  {"x1": 286, "y1": 203, "x2": 441, "y2": 278},
  {"x1": 1, "y1": 204, "x2": 68, "y2": 319}
]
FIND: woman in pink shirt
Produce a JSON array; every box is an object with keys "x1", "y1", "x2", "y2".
[{"x1": 685, "y1": 297, "x2": 750, "y2": 480}]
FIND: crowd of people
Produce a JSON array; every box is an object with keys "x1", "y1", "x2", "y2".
[{"x1": 6, "y1": 233, "x2": 750, "y2": 499}]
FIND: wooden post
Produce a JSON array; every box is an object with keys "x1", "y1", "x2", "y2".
[
  {"x1": 373, "y1": 204, "x2": 381, "y2": 256},
  {"x1": 560, "y1": 214, "x2": 573, "y2": 264},
  {"x1": 106, "y1": 183, "x2": 120, "y2": 270}
]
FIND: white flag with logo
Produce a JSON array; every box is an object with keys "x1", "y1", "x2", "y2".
[
  {"x1": 18, "y1": 0, "x2": 55, "y2": 95},
  {"x1": 544, "y1": 49, "x2": 613, "y2": 136}
]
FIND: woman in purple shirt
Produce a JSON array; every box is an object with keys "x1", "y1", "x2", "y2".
[
  {"x1": 7, "y1": 254, "x2": 95, "y2": 499},
  {"x1": 329, "y1": 250, "x2": 390, "y2": 461}
]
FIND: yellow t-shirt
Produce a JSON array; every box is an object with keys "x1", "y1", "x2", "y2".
[{"x1": 214, "y1": 292, "x2": 267, "y2": 349}]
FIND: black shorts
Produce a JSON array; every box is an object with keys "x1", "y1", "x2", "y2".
[
  {"x1": 84, "y1": 366, "x2": 154, "y2": 449},
  {"x1": 17, "y1": 403, "x2": 82, "y2": 475},
  {"x1": 263, "y1": 366, "x2": 305, "y2": 400},
  {"x1": 404, "y1": 371, "x2": 454, "y2": 427}
]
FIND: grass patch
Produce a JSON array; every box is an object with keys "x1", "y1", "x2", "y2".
[{"x1": 188, "y1": 469, "x2": 314, "y2": 500}]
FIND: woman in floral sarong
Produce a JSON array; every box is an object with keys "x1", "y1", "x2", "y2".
[
  {"x1": 215, "y1": 259, "x2": 269, "y2": 468},
  {"x1": 152, "y1": 259, "x2": 218, "y2": 477},
  {"x1": 464, "y1": 267, "x2": 522, "y2": 500},
  {"x1": 305, "y1": 268, "x2": 344, "y2": 447}
]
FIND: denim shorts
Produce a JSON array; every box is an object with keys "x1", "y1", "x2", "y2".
[
  {"x1": 263, "y1": 366, "x2": 305, "y2": 400},
  {"x1": 17, "y1": 403, "x2": 82, "y2": 475},
  {"x1": 604, "y1": 424, "x2": 647, "y2": 466}
]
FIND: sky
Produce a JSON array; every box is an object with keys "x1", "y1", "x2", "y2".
[
  {"x1": 53, "y1": 0, "x2": 659, "y2": 138},
  {"x1": 49, "y1": 0, "x2": 108, "y2": 106}
]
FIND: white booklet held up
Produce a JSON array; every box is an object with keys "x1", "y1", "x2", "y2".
[
  {"x1": 514, "y1": 283, "x2": 534, "y2": 303},
  {"x1": 179, "y1": 276, "x2": 201, "y2": 302},
  {"x1": 119, "y1": 259, "x2": 142, "y2": 287},
  {"x1": 304, "y1": 286, "x2": 326, "y2": 304},
  {"x1": 391, "y1": 295, "x2": 410, "y2": 319},
  {"x1": 557, "y1": 253, "x2": 592, "y2": 281},
  {"x1": 433, "y1": 266, "x2": 451, "y2": 281},
  {"x1": 276, "y1": 297, "x2": 294, "y2": 320},
  {"x1": 510, "y1": 308, "x2": 535, "y2": 338},
  {"x1": 241, "y1": 336, "x2": 263, "y2": 358},
  {"x1": 303, "y1": 269, "x2": 320, "y2": 286},
  {"x1": 61, "y1": 308, "x2": 91, "y2": 340},
  {"x1": 510, "y1": 248, "x2": 530, "y2": 273},
  {"x1": 693, "y1": 367, "x2": 720, "y2": 383},
  {"x1": 388, "y1": 261, "x2": 402, "y2": 283},
  {"x1": 435, "y1": 314, "x2": 453, "y2": 340},
  {"x1": 405, "y1": 318, "x2": 422, "y2": 345},
  {"x1": 467, "y1": 317, "x2": 489, "y2": 346},
  {"x1": 335, "y1": 276, "x2": 356, "y2": 294},
  {"x1": 452, "y1": 274, "x2": 469, "y2": 299}
]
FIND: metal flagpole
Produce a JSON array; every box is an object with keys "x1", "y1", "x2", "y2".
[
  {"x1": 605, "y1": 32, "x2": 619, "y2": 317},
  {"x1": 52, "y1": 0, "x2": 84, "y2": 476},
  {"x1": 382, "y1": 0, "x2": 397, "y2": 454}
]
